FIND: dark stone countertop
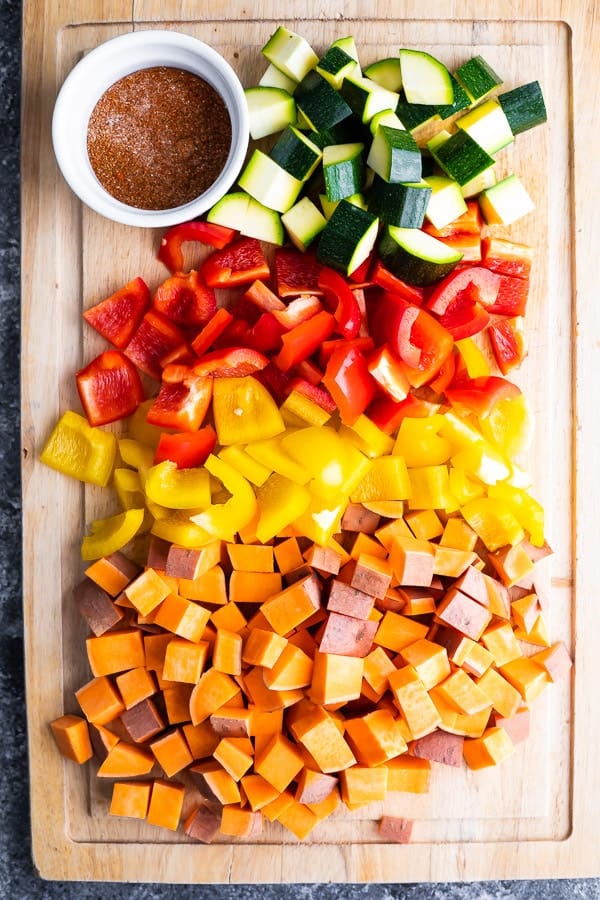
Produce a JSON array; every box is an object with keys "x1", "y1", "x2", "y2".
[{"x1": 1, "y1": 1, "x2": 598, "y2": 897}]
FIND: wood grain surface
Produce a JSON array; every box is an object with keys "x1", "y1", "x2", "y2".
[{"x1": 20, "y1": 0, "x2": 600, "y2": 884}]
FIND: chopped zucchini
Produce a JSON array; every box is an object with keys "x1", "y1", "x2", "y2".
[
  {"x1": 369, "y1": 108, "x2": 405, "y2": 136},
  {"x1": 319, "y1": 192, "x2": 367, "y2": 220},
  {"x1": 262, "y1": 26, "x2": 319, "y2": 82},
  {"x1": 340, "y1": 74, "x2": 400, "y2": 124},
  {"x1": 367, "y1": 176, "x2": 431, "y2": 228},
  {"x1": 460, "y1": 166, "x2": 497, "y2": 198},
  {"x1": 244, "y1": 86, "x2": 296, "y2": 140},
  {"x1": 207, "y1": 191, "x2": 284, "y2": 245},
  {"x1": 423, "y1": 175, "x2": 468, "y2": 230},
  {"x1": 426, "y1": 129, "x2": 452, "y2": 154},
  {"x1": 295, "y1": 72, "x2": 354, "y2": 132},
  {"x1": 309, "y1": 117, "x2": 363, "y2": 149},
  {"x1": 281, "y1": 196, "x2": 327, "y2": 251},
  {"x1": 317, "y1": 200, "x2": 379, "y2": 275},
  {"x1": 478, "y1": 174, "x2": 535, "y2": 225},
  {"x1": 399, "y1": 49, "x2": 454, "y2": 105},
  {"x1": 317, "y1": 46, "x2": 357, "y2": 89},
  {"x1": 331, "y1": 36, "x2": 361, "y2": 69},
  {"x1": 396, "y1": 94, "x2": 440, "y2": 132},
  {"x1": 364, "y1": 57, "x2": 402, "y2": 92},
  {"x1": 378, "y1": 225, "x2": 463, "y2": 286},
  {"x1": 366, "y1": 125, "x2": 421, "y2": 183},
  {"x1": 497, "y1": 81, "x2": 547, "y2": 135},
  {"x1": 455, "y1": 54, "x2": 503, "y2": 103},
  {"x1": 456, "y1": 98, "x2": 514, "y2": 155},
  {"x1": 269, "y1": 126, "x2": 322, "y2": 181},
  {"x1": 435, "y1": 75, "x2": 471, "y2": 119},
  {"x1": 429, "y1": 129, "x2": 495, "y2": 186},
  {"x1": 322, "y1": 142, "x2": 365, "y2": 201},
  {"x1": 238, "y1": 149, "x2": 303, "y2": 213},
  {"x1": 259, "y1": 63, "x2": 298, "y2": 94}
]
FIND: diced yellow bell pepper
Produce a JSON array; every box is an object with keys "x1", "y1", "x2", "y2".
[
  {"x1": 351, "y1": 455, "x2": 411, "y2": 502},
  {"x1": 81, "y1": 508, "x2": 145, "y2": 560},
  {"x1": 280, "y1": 391, "x2": 332, "y2": 428},
  {"x1": 293, "y1": 494, "x2": 346, "y2": 545},
  {"x1": 150, "y1": 508, "x2": 213, "y2": 548},
  {"x1": 212, "y1": 376, "x2": 285, "y2": 446},
  {"x1": 113, "y1": 467, "x2": 145, "y2": 510},
  {"x1": 118, "y1": 438, "x2": 155, "y2": 483},
  {"x1": 451, "y1": 442, "x2": 511, "y2": 485},
  {"x1": 487, "y1": 483, "x2": 545, "y2": 547},
  {"x1": 448, "y1": 467, "x2": 485, "y2": 505},
  {"x1": 393, "y1": 415, "x2": 452, "y2": 466},
  {"x1": 126, "y1": 398, "x2": 173, "y2": 449},
  {"x1": 255, "y1": 474, "x2": 311, "y2": 543},
  {"x1": 438, "y1": 410, "x2": 484, "y2": 451},
  {"x1": 338, "y1": 414, "x2": 395, "y2": 458},
  {"x1": 479, "y1": 393, "x2": 532, "y2": 458},
  {"x1": 190, "y1": 455, "x2": 258, "y2": 542},
  {"x1": 246, "y1": 432, "x2": 311, "y2": 484},
  {"x1": 144, "y1": 460, "x2": 212, "y2": 510},
  {"x1": 455, "y1": 337, "x2": 491, "y2": 378},
  {"x1": 281, "y1": 426, "x2": 372, "y2": 501},
  {"x1": 40, "y1": 410, "x2": 116, "y2": 487},
  {"x1": 218, "y1": 445, "x2": 272, "y2": 487},
  {"x1": 407, "y1": 465, "x2": 453, "y2": 511},
  {"x1": 461, "y1": 497, "x2": 525, "y2": 551}
]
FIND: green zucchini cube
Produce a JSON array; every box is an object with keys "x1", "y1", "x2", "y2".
[
  {"x1": 340, "y1": 74, "x2": 400, "y2": 124},
  {"x1": 497, "y1": 81, "x2": 547, "y2": 135},
  {"x1": 429, "y1": 129, "x2": 495, "y2": 186},
  {"x1": 316, "y1": 46, "x2": 357, "y2": 89},
  {"x1": 435, "y1": 75, "x2": 471, "y2": 119},
  {"x1": 269, "y1": 126, "x2": 323, "y2": 181},
  {"x1": 396, "y1": 94, "x2": 440, "y2": 132},
  {"x1": 261, "y1": 26, "x2": 319, "y2": 82},
  {"x1": 317, "y1": 200, "x2": 379, "y2": 275},
  {"x1": 367, "y1": 175, "x2": 431, "y2": 228},
  {"x1": 322, "y1": 142, "x2": 365, "y2": 201},
  {"x1": 296, "y1": 73, "x2": 354, "y2": 133},
  {"x1": 455, "y1": 54, "x2": 503, "y2": 103},
  {"x1": 367, "y1": 125, "x2": 421, "y2": 183}
]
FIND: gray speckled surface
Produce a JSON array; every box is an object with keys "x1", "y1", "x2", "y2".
[{"x1": 1, "y1": 1, "x2": 599, "y2": 897}]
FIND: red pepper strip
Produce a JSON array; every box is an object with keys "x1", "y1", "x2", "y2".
[
  {"x1": 422, "y1": 200, "x2": 482, "y2": 238},
  {"x1": 371, "y1": 259, "x2": 424, "y2": 305},
  {"x1": 146, "y1": 370, "x2": 213, "y2": 431},
  {"x1": 159, "y1": 343, "x2": 198, "y2": 368},
  {"x1": 190, "y1": 307, "x2": 234, "y2": 357},
  {"x1": 481, "y1": 236, "x2": 534, "y2": 279},
  {"x1": 274, "y1": 248, "x2": 323, "y2": 297},
  {"x1": 318, "y1": 266, "x2": 362, "y2": 340},
  {"x1": 484, "y1": 273, "x2": 530, "y2": 317},
  {"x1": 351, "y1": 288, "x2": 370, "y2": 337},
  {"x1": 445, "y1": 375, "x2": 521, "y2": 418},
  {"x1": 436, "y1": 232, "x2": 482, "y2": 263},
  {"x1": 293, "y1": 358, "x2": 324, "y2": 386},
  {"x1": 244, "y1": 279, "x2": 286, "y2": 312},
  {"x1": 273, "y1": 310, "x2": 336, "y2": 372},
  {"x1": 319, "y1": 336, "x2": 375, "y2": 368},
  {"x1": 271, "y1": 295, "x2": 323, "y2": 330},
  {"x1": 192, "y1": 346, "x2": 269, "y2": 377},
  {"x1": 154, "y1": 424, "x2": 217, "y2": 468},
  {"x1": 200, "y1": 237, "x2": 270, "y2": 288},
  {"x1": 158, "y1": 220, "x2": 237, "y2": 274},
  {"x1": 152, "y1": 270, "x2": 217, "y2": 328},
  {"x1": 212, "y1": 318, "x2": 254, "y2": 350},
  {"x1": 436, "y1": 287, "x2": 491, "y2": 340},
  {"x1": 367, "y1": 345, "x2": 411, "y2": 403},
  {"x1": 255, "y1": 363, "x2": 293, "y2": 404},
  {"x1": 76, "y1": 350, "x2": 145, "y2": 427},
  {"x1": 322, "y1": 345, "x2": 377, "y2": 426},
  {"x1": 287, "y1": 377, "x2": 337, "y2": 415},
  {"x1": 488, "y1": 317, "x2": 526, "y2": 375},
  {"x1": 426, "y1": 267, "x2": 501, "y2": 316},
  {"x1": 246, "y1": 313, "x2": 285, "y2": 354},
  {"x1": 124, "y1": 310, "x2": 189, "y2": 380},
  {"x1": 429, "y1": 348, "x2": 457, "y2": 394},
  {"x1": 83, "y1": 276, "x2": 151, "y2": 349},
  {"x1": 367, "y1": 393, "x2": 440, "y2": 434}
]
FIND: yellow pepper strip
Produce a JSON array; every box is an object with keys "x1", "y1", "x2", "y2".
[
  {"x1": 451, "y1": 442, "x2": 512, "y2": 486},
  {"x1": 255, "y1": 474, "x2": 311, "y2": 543},
  {"x1": 113, "y1": 467, "x2": 145, "y2": 510},
  {"x1": 212, "y1": 376, "x2": 285, "y2": 446},
  {"x1": 280, "y1": 390, "x2": 332, "y2": 428},
  {"x1": 487, "y1": 484, "x2": 545, "y2": 547},
  {"x1": 81, "y1": 508, "x2": 145, "y2": 560},
  {"x1": 479, "y1": 393, "x2": 532, "y2": 458},
  {"x1": 293, "y1": 494, "x2": 346, "y2": 546},
  {"x1": 281, "y1": 426, "x2": 372, "y2": 501},
  {"x1": 144, "y1": 460, "x2": 211, "y2": 510},
  {"x1": 190, "y1": 454, "x2": 257, "y2": 542},
  {"x1": 126, "y1": 398, "x2": 174, "y2": 449},
  {"x1": 338, "y1": 414, "x2": 395, "y2": 458},
  {"x1": 150, "y1": 508, "x2": 214, "y2": 548},
  {"x1": 438, "y1": 410, "x2": 484, "y2": 451},
  {"x1": 245, "y1": 433, "x2": 311, "y2": 484},
  {"x1": 460, "y1": 497, "x2": 525, "y2": 551},
  {"x1": 448, "y1": 467, "x2": 485, "y2": 506},
  {"x1": 40, "y1": 410, "x2": 116, "y2": 487},
  {"x1": 351, "y1": 455, "x2": 411, "y2": 502},
  {"x1": 118, "y1": 438, "x2": 155, "y2": 484},
  {"x1": 407, "y1": 466, "x2": 453, "y2": 511},
  {"x1": 393, "y1": 415, "x2": 452, "y2": 466},
  {"x1": 218, "y1": 445, "x2": 272, "y2": 487},
  {"x1": 455, "y1": 337, "x2": 491, "y2": 378}
]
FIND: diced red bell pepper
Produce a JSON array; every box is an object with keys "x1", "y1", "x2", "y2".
[
  {"x1": 445, "y1": 375, "x2": 521, "y2": 418},
  {"x1": 124, "y1": 310, "x2": 189, "y2": 380},
  {"x1": 273, "y1": 310, "x2": 336, "y2": 372},
  {"x1": 271, "y1": 295, "x2": 323, "y2": 330},
  {"x1": 367, "y1": 345, "x2": 411, "y2": 403},
  {"x1": 484, "y1": 273, "x2": 530, "y2": 317},
  {"x1": 480, "y1": 237, "x2": 534, "y2": 279},
  {"x1": 436, "y1": 232, "x2": 482, "y2": 263},
  {"x1": 159, "y1": 343, "x2": 197, "y2": 368},
  {"x1": 200, "y1": 237, "x2": 270, "y2": 288},
  {"x1": 82, "y1": 277, "x2": 150, "y2": 349},
  {"x1": 244, "y1": 279, "x2": 286, "y2": 312},
  {"x1": 255, "y1": 363, "x2": 293, "y2": 404},
  {"x1": 190, "y1": 307, "x2": 234, "y2": 356},
  {"x1": 428, "y1": 348, "x2": 457, "y2": 394},
  {"x1": 146, "y1": 369, "x2": 213, "y2": 431},
  {"x1": 192, "y1": 346, "x2": 269, "y2": 377},
  {"x1": 318, "y1": 266, "x2": 362, "y2": 340},
  {"x1": 287, "y1": 377, "x2": 337, "y2": 415},
  {"x1": 293, "y1": 358, "x2": 324, "y2": 386},
  {"x1": 322, "y1": 345, "x2": 377, "y2": 425},
  {"x1": 366, "y1": 392, "x2": 440, "y2": 435},
  {"x1": 246, "y1": 313, "x2": 285, "y2": 354},
  {"x1": 349, "y1": 250, "x2": 374, "y2": 285},
  {"x1": 158, "y1": 220, "x2": 237, "y2": 274},
  {"x1": 76, "y1": 350, "x2": 145, "y2": 427},
  {"x1": 422, "y1": 201, "x2": 483, "y2": 238},
  {"x1": 152, "y1": 270, "x2": 217, "y2": 328},
  {"x1": 426, "y1": 266, "x2": 501, "y2": 316},
  {"x1": 154, "y1": 425, "x2": 217, "y2": 468},
  {"x1": 211, "y1": 318, "x2": 254, "y2": 350},
  {"x1": 319, "y1": 336, "x2": 375, "y2": 368},
  {"x1": 371, "y1": 259, "x2": 424, "y2": 305},
  {"x1": 274, "y1": 249, "x2": 323, "y2": 297},
  {"x1": 488, "y1": 317, "x2": 526, "y2": 374}
]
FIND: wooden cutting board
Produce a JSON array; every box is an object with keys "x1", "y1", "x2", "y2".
[{"x1": 20, "y1": 0, "x2": 600, "y2": 884}]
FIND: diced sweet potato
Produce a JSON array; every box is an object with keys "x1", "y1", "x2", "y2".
[
  {"x1": 389, "y1": 536, "x2": 435, "y2": 587},
  {"x1": 121, "y1": 698, "x2": 165, "y2": 744},
  {"x1": 326, "y1": 579, "x2": 375, "y2": 620},
  {"x1": 378, "y1": 815, "x2": 414, "y2": 843},
  {"x1": 319, "y1": 612, "x2": 378, "y2": 658},
  {"x1": 85, "y1": 552, "x2": 141, "y2": 597},
  {"x1": 338, "y1": 553, "x2": 392, "y2": 599},
  {"x1": 435, "y1": 588, "x2": 492, "y2": 641},
  {"x1": 410, "y1": 730, "x2": 464, "y2": 767},
  {"x1": 184, "y1": 804, "x2": 222, "y2": 843},
  {"x1": 74, "y1": 578, "x2": 124, "y2": 636},
  {"x1": 50, "y1": 714, "x2": 93, "y2": 764},
  {"x1": 341, "y1": 503, "x2": 381, "y2": 533}
]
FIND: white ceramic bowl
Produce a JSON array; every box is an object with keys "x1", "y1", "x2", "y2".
[{"x1": 52, "y1": 29, "x2": 249, "y2": 228}]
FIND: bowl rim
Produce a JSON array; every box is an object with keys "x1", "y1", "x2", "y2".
[{"x1": 52, "y1": 29, "x2": 249, "y2": 228}]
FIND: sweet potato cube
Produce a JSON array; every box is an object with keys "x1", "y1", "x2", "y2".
[
  {"x1": 260, "y1": 573, "x2": 322, "y2": 635},
  {"x1": 481, "y1": 621, "x2": 523, "y2": 667},
  {"x1": 389, "y1": 536, "x2": 434, "y2": 587},
  {"x1": 514, "y1": 611, "x2": 551, "y2": 647},
  {"x1": 399, "y1": 638, "x2": 450, "y2": 690},
  {"x1": 463, "y1": 726, "x2": 514, "y2": 770},
  {"x1": 440, "y1": 517, "x2": 478, "y2": 551},
  {"x1": 242, "y1": 666, "x2": 301, "y2": 712},
  {"x1": 375, "y1": 516, "x2": 413, "y2": 551},
  {"x1": 75, "y1": 675, "x2": 125, "y2": 726},
  {"x1": 453, "y1": 566, "x2": 510, "y2": 619},
  {"x1": 386, "y1": 756, "x2": 431, "y2": 792},
  {"x1": 363, "y1": 646, "x2": 396, "y2": 698},
  {"x1": 432, "y1": 546, "x2": 478, "y2": 578},
  {"x1": 263, "y1": 643, "x2": 314, "y2": 690},
  {"x1": 289, "y1": 705, "x2": 356, "y2": 774},
  {"x1": 255, "y1": 732, "x2": 304, "y2": 792},
  {"x1": 341, "y1": 502, "x2": 381, "y2": 533},
  {"x1": 166, "y1": 540, "x2": 222, "y2": 579},
  {"x1": 435, "y1": 588, "x2": 492, "y2": 641},
  {"x1": 295, "y1": 768, "x2": 338, "y2": 805},
  {"x1": 493, "y1": 706, "x2": 530, "y2": 744},
  {"x1": 310, "y1": 651, "x2": 364, "y2": 705},
  {"x1": 349, "y1": 532, "x2": 388, "y2": 561},
  {"x1": 388, "y1": 665, "x2": 442, "y2": 739},
  {"x1": 510, "y1": 592, "x2": 540, "y2": 633},
  {"x1": 229, "y1": 570, "x2": 283, "y2": 605},
  {"x1": 183, "y1": 721, "x2": 220, "y2": 759},
  {"x1": 211, "y1": 602, "x2": 247, "y2": 634},
  {"x1": 242, "y1": 628, "x2": 287, "y2": 668},
  {"x1": 488, "y1": 542, "x2": 535, "y2": 587},
  {"x1": 277, "y1": 800, "x2": 319, "y2": 839},
  {"x1": 378, "y1": 815, "x2": 413, "y2": 843},
  {"x1": 240, "y1": 774, "x2": 280, "y2": 811},
  {"x1": 405, "y1": 509, "x2": 443, "y2": 541},
  {"x1": 214, "y1": 737, "x2": 254, "y2": 781},
  {"x1": 50, "y1": 714, "x2": 93, "y2": 764},
  {"x1": 124, "y1": 568, "x2": 171, "y2": 615},
  {"x1": 143, "y1": 632, "x2": 172, "y2": 675},
  {"x1": 476, "y1": 667, "x2": 523, "y2": 719},
  {"x1": 304, "y1": 784, "x2": 341, "y2": 821},
  {"x1": 461, "y1": 640, "x2": 494, "y2": 677},
  {"x1": 184, "y1": 804, "x2": 222, "y2": 843},
  {"x1": 163, "y1": 637, "x2": 210, "y2": 684},
  {"x1": 428, "y1": 688, "x2": 490, "y2": 738},
  {"x1": 189, "y1": 760, "x2": 240, "y2": 804},
  {"x1": 115, "y1": 666, "x2": 157, "y2": 709},
  {"x1": 340, "y1": 765, "x2": 388, "y2": 806},
  {"x1": 213, "y1": 628, "x2": 243, "y2": 676},
  {"x1": 400, "y1": 589, "x2": 436, "y2": 617},
  {"x1": 121, "y1": 698, "x2": 165, "y2": 743},
  {"x1": 147, "y1": 778, "x2": 185, "y2": 831},
  {"x1": 435, "y1": 669, "x2": 492, "y2": 716},
  {"x1": 374, "y1": 610, "x2": 428, "y2": 653},
  {"x1": 178, "y1": 564, "x2": 228, "y2": 605},
  {"x1": 86, "y1": 628, "x2": 145, "y2": 677},
  {"x1": 85, "y1": 552, "x2": 140, "y2": 597},
  {"x1": 96, "y1": 741, "x2": 155, "y2": 777},
  {"x1": 411, "y1": 730, "x2": 465, "y2": 767},
  {"x1": 109, "y1": 780, "x2": 152, "y2": 819},
  {"x1": 304, "y1": 543, "x2": 345, "y2": 575},
  {"x1": 345, "y1": 709, "x2": 408, "y2": 766},
  {"x1": 326, "y1": 579, "x2": 375, "y2": 620},
  {"x1": 500, "y1": 657, "x2": 549, "y2": 701},
  {"x1": 273, "y1": 537, "x2": 304, "y2": 574},
  {"x1": 74, "y1": 578, "x2": 124, "y2": 636},
  {"x1": 209, "y1": 706, "x2": 253, "y2": 738},
  {"x1": 89, "y1": 723, "x2": 120, "y2": 761},
  {"x1": 227, "y1": 542, "x2": 274, "y2": 572},
  {"x1": 162, "y1": 683, "x2": 193, "y2": 725},
  {"x1": 318, "y1": 611, "x2": 378, "y2": 658},
  {"x1": 531, "y1": 641, "x2": 573, "y2": 682},
  {"x1": 338, "y1": 553, "x2": 392, "y2": 598},
  {"x1": 150, "y1": 727, "x2": 193, "y2": 777},
  {"x1": 152, "y1": 593, "x2": 211, "y2": 643},
  {"x1": 189, "y1": 669, "x2": 240, "y2": 725}
]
